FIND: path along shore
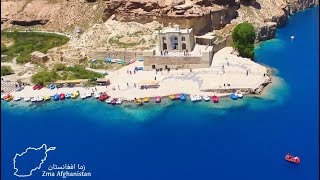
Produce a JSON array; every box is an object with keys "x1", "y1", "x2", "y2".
[{"x1": 3, "y1": 47, "x2": 271, "y2": 101}]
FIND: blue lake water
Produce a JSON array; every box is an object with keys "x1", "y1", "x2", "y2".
[{"x1": 1, "y1": 7, "x2": 319, "y2": 180}]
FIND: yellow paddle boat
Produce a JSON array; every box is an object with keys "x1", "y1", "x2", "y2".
[
  {"x1": 71, "y1": 91, "x2": 80, "y2": 99},
  {"x1": 169, "y1": 94, "x2": 176, "y2": 100},
  {"x1": 43, "y1": 95, "x2": 51, "y2": 101},
  {"x1": 134, "y1": 98, "x2": 143, "y2": 106},
  {"x1": 143, "y1": 97, "x2": 150, "y2": 103},
  {"x1": 4, "y1": 94, "x2": 14, "y2": 102}
]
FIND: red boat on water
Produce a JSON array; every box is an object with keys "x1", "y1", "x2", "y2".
[
  {"x1": 285, "y1": 153, "x2": 300, "y2": 164},
  {"x1": 212, "y1": 95, "x2": 219, "y2": 103},
  {"x1": 59, "y1": 93, "x2": 65, "y2": 100},
  {"x1": 99, "y1": 93, "x2": 109, "y2": 101}
]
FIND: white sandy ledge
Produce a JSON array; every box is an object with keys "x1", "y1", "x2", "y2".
[{"x1": 7, "y1": 47, "x2": 271, "y2": 101}]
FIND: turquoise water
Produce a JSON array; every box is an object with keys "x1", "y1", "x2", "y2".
[{"x1": 1, "y1": 7, "x2": 319, "y2": 180}]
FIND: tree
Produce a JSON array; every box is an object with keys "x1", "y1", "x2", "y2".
[
  {"x1": 1, "y1": 66, "x2": 14, "y2": 76},
  {"x1": 232, "y1": 22, "x2": 255, "y2": 59}
]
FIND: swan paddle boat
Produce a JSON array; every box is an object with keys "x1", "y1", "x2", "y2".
[
  {"x1": 31, "y1": 97, "x2": 37, "y2": 102},
  {"x1": 143, "y1": 97, "x2": 150, "y2": 103},
  {"x1": 179, "y1": 94, "x2": 186, "y2": 101},
  {"x1": 116, "y1": 98, "x2": 123, "y2": 105},
  {"x1": 53, "y1": 94, "x2": 60, "y2": 101},
  {"x1": 155, "y1": 96, "x2": 161, "y2": 103},
  {"x1": 111, "y1": 98, "x2": 117, "y2": 105},
  {"x1": 80, "y1": 93, "x2": 87, "y2": 99},
  {"x1": 105, "y1": 98, "x2": 112, "y2": 104},
  {"x1": 4, "y1": 94, "x2": 14, "y2": 101},
  {"x1": 37, "y1": 96, "x2": 44, "y2": 102},
  {"x1": 169, "y1": 94, "x2": 176, "y2": 100},
  {"x1": 71, "y1": 91, "x2": 80, "y2": 99},
  {"x1": 44, "y1": 95, "x2": 51, "y2": 101},
  {"x1": 285, "y1": 153, "x2": 300, "y2": 164},
  {"x1": 85, "y1": 92, "x2": 92, "y2": 98},
  {"x1": 24, "y1": 97, "x2": 31, "y2": 102},
  {"x1": 212, "y1": 95, "x2": 219, "y2": 103},
  {"x1": 94, "y1": 92, "x2": 100, "y2": 99},
  {"x1": 65, "y1": 93, "x2": 71, "y2": 99},
  {"x1": 13, "y1": 96, "x2": 21, "y2": 101},
  {"x1": 135, "y1": 98, "x2": 143, "y2": 106},
  {"x1": 202, "y1": 95, "x2": 210, "y2": 101},
  {"x1": 59, "y1": 93, "x2": 65, "y2": 100},
  {"x1": 235, "y1": 93, "x2": 243, "y2": 98},
  {"x1": 230, "y1": 93, "x2": 238, "y2": 100},
  {"x1": 99, "y1": 93, "x2": 109, "y2": 101}
]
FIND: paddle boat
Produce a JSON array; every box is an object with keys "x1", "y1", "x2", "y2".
[
  {"x1": 53, "y1": 94, "x2": 60, "y2": 101},
  {"x1": 202, "y1": 95, "x2": 210, "y2": 101},
  {"x1": 13, "y1": 96, "x2": 21, "y2": 101},
  {"x1": 235, "y1": 92, "x2": 243, "y2": 98},
  {"x1": 143, "y1": 97, "x2": 150, "y2": 103},
  {"x1": 59, "y1": 93, "x2": 65, "y2": 100},
  {"x1": 49, "y1": 84, "x2": 56, "y2": 90},
  {"x1": 212, "y1": 95, "x2": 219, "y2": 103},
  {"x1": 71, "y1": 91, "x2": 80, "y2": 99},
  {"x1": 105, "y1": 98, "x2": 112, "y2": 104},
  {"x1": 285, "y1": 153, "x2": 300, "y2": 164},
  {"x1": 116, "y1": 98, "x2": 123, "y2": 105},
  {"x1": 94, "y1": 92, "x2": 100, "y2": 99},
  {"x1": 175, "y1": 94, "x2": 180, "y2": 99},
  {"x1": 1, "y1": 94, "x2": 5, "y2": 100},
  {"x1": 134, "y1": 98, "x2": 143, "y2": 106},
  {"x1": 111, "y1": 98, "x2": 117, "y2": 105},
  {"x1": 44, "y1": 95, "x2": 51, "y2": 101},
  {"x1": 99, "y1": 93, "x2": 109, "y2": 101},
  {"x1": 4, "y1": 94, "x2": 14, "y2": 101},
  {"x1": 85, "y1": 92, "x2": 92, "y2": 98},
  {"x1": 31, "y1": 97, "x2": 37, "y2": 102},
  {"x1": 65, "y1": 93, "x2": 71, "y2": 99},
  {"x1": 190, "y1": 95, "x2": 197, "y2": 102},
  {"x1": 37, "y1": 96, "x2": 44, "y2": 102},
  {"x1": 230, "y1": 93, "x2": 238, "y2": 100},
  {"x1": 80, "y1": 93, "x2": 87, "y2": 99},
  {"x1": 24, "y1": 97, "x2": 31, "y2": 102},
  {"x1": 169, "y1": 94, "x2": 176, "y2": 100},
  {"x1": 179, "y1": 94, "x2": 186, "y2": 101},
  {"x1": 155, "y1": 96, "x2": 161, "y2": 103}
]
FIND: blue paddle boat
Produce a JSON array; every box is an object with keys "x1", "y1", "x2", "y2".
[
  {"x1": 53, "y1": 94, "x2": 59, "y2": 101},
  {"x1": 230, "y1": 93, "x2": 238, "y2": 100},
  {"x1": 179, "y1": 94, "x2": 186, "y2": 101}
]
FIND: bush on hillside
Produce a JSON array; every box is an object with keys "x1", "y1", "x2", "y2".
[{"x1": 232, "y1": 22, "x2": 255, "y2": 59}]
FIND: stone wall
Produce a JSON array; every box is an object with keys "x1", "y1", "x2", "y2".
[
  {"x1": 87, "y1": 50, "x2": 144, "y2": 62},
  {"x1": 143, "y1": 56, "x2": 209, "y2": 70}
]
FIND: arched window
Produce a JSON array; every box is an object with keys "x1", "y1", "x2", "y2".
[
  {"x1": 162, "y1": 36, "x2": 166, "y2": 41},
  {"x1": 181, "y1": 36, "x2": 185, "y2": 41}
]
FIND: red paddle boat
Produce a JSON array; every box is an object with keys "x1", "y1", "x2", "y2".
[
  {"x1": 99, "y1": 93, "x2": 109, "y2": 101},
  {"x1": 212, "y1": 95, "x2": 219, "y2": 103},
  {"x1": 285, "y1": 153, "x2": 300, "y2": 164},
  {"x1": 59, "y1": 93, "x2": 65, "y2": 100}
]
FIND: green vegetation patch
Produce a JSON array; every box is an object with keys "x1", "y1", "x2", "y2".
[
  {"x1": 232, "y1": 22, "x2": 255, "y2": 59},
  {"x1": 1, "y1": 31, "x2": 69, "y2": 63},
  {"x1": 31, "y1": 64, "x2": 103, "y2": 85},
  {"x1": 1, "y1": 65, "x2": 14, "y2": 76}
]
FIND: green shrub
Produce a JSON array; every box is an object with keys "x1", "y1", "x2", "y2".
[
  {"x1": 232, "y1": 22, "x2": 255, "y2": 59},
  {"x1": 1, "y1": 31, "x2": 69, "y2": 63},
  {"x1": 53, "y1": 63, "x2": 66, "y2": 71},
  {"x1": 1, "y1": 66, "x2": 14, "y2": 76}
]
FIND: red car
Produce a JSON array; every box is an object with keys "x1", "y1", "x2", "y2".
[
  {"x1": 33, "y1": 85, "x2": 40, "y2": 90},
  {"x1": 33, "y1": 85, "x2": 43, "y2": 90}
]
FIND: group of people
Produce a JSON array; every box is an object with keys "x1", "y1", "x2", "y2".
[{"x1": 160, "y1": 50, "x2": 169, "y2": 56}]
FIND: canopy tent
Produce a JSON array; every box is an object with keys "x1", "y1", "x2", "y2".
[
  {"x1": 139, "y1": 80, "x2": 159, "y2": 88},
  {"x1": 54, "y1": 79, "x2": 88, "y2": 84},
  {"x1": 96, "y1": 78, "x2": 110, "y2": 83}
]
